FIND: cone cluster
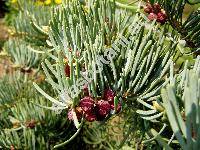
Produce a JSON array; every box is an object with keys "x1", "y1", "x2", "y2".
[
  {"x1": 68, "y1": 89, "x2": 121, "y2": 122},
  {"x1": 144, "y1": 2, "x2": 167, "y2": 24}
]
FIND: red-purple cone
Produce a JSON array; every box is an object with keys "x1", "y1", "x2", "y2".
[
  {"x1": 148, "y1": 13, "x2": 157, "y2": 21},
  {"x1": 104, "y1": 88, "x2": 115, "y2": 103},
  {"x1": 157, "y1": 12, "x2": 167, "y2": 24},
  {"x1": 144, "y1": 3, "x2": 153, "y2": 14},
  {"x1": 85, "y1": 112, "x2": 97, "y2": 122},
  {"x1": 96, "y1": 100, "x2": 111, "y2": 117},
  {"x1": 153, "y1": 3, "x2": 161, "y2": 14},
  {"x1": 79, "y1": 96, "x2": 95, "y2": 113}
]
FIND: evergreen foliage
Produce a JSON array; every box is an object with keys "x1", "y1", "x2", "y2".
[
  {"x1": 160, "y1": 56, "x2": 200, "y2": 149},
  {"x1": 0, "y1": 0, "x2": 200, "y2": 149}
]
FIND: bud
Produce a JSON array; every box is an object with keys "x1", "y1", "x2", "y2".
[
  {"x1": 76, "y1": 51, "x2": 80, "y2": 57},
  {"x1": 26, "y1": 120, "x2": 36, "y2": 129},
  {"x1": 79, "y1": 96, "x2": 95, "y2": 113},
  {"x1": 96, "y1": 100, "x2": 111, "y2": 118},
  {"x1": 69, "y1": 48, "x2": 72, "y2": 52},
  {"x1": 64, "y1": 63, "x2": 70, "y2": 77}
]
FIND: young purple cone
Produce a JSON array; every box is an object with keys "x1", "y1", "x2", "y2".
[
  {"x1": 96, "y1": 100, "x2": 111, "y2": 118},
  {"x1": 153, "y1": 3, "x2": 161, "y2": 14},
  {"x1": 85, "y1": 112, "x2": 97, "y2": 122},
  {"x1": 79, "y1": 96, "x2": 95, "y2": 113},
  {"x1": 144, "y1": 3, "x2": 153, "y2": 14},
  {"x1": 157, "y1": 11, "x2": 167, "y2": 24},
  {"x1": 148, "y1": 13, "x2": 157, "y2": 21}
]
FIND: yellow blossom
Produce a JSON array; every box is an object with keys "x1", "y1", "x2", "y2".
[{"x1": 54, "y1": 0, "x2": 62, "y2": 4}]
